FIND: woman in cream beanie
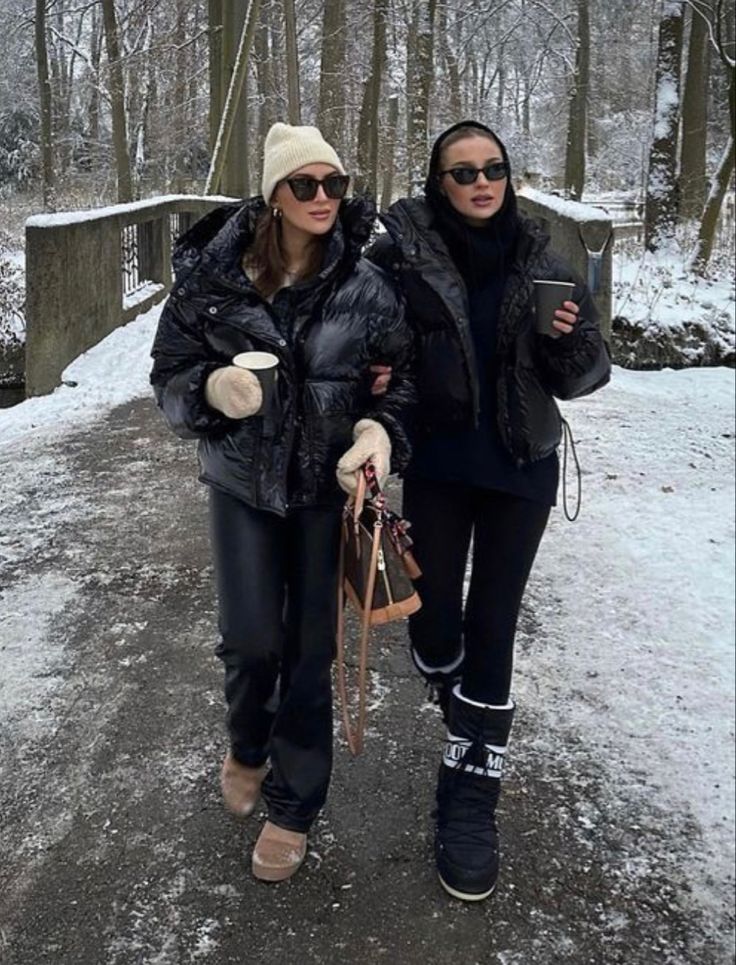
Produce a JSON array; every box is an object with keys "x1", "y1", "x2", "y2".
[{"x1": 151, "y1": 122, "x2": 416, "y2": 883}]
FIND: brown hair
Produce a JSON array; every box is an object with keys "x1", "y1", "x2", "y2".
[
  {"x1": 242, "y1": 207, "x2": 324, "y2": 299},
  {"x1": 438, "y1": 126, "x2": 501, "y2": 168}
]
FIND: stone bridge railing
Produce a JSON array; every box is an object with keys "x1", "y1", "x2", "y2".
[
  {"x1": 23, "y1": 189, "x2": 619, "y2": 399},
  {"x1": 24, "y1": 195, "x2": 233, "y2": 397}
]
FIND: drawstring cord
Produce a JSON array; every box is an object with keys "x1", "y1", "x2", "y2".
[{"x1": 561, "y1": 417, "x2": 582, "y2": 522}]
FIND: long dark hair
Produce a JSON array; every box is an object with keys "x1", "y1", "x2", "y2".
[{"x1": 243, "y1": 206, "x2": 324, "y2": 299}]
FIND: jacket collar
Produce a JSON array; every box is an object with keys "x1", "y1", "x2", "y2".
[{"x1": 175, "y1": 195, "x2": 375, "y2": 293}]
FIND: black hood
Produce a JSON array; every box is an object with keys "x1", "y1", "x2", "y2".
[
  {"x1": 423, "y1": 120, "x2": 520, "y2": 288},
  {"x1": 424, "y1": 120, "x2": 517, "y2": 219}
]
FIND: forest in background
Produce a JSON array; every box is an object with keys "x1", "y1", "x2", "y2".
[{"x1": 0, "y1": 0, "x2": 733, "y2": 271}]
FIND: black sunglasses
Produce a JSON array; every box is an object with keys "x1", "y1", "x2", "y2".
[
  {"x1": 439, "y1": 162, "x2": 510, "y2": 185},
  {"x1": 284, "y1": 173, "x2": 350, "y2": 202}
]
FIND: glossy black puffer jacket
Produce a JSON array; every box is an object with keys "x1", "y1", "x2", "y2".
[
  {"x1": 150, "y1": 196, "x2": 415, "y2": 515},
  {"x1": 370, "y1": 198, "x2": 611, "y2": 466}
]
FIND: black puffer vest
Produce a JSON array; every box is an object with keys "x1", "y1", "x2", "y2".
[{"x1": 151, "y1": 197, "x2": 415, "y2": 515}]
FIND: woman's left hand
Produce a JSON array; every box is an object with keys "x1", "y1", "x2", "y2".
[
  {"x1": 369, "y1": 364, "x2": 392, "y2": 396},
  {"x1": 550, "y1": 300, "x2": 579, "y2": 338}
]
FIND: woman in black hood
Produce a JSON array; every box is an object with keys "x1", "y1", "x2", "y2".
[{"x1": 371, "y1": 120, "x2": 610, "y2": 902}]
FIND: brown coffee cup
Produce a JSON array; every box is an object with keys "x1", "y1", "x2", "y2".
[{"x1": 533, "y1": 280, "x2": 575, "y2": 336}]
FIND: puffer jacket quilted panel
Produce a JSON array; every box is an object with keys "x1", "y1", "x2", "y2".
[{"x1": 150, "y1": 197, "x2": 415, "y2": 515}]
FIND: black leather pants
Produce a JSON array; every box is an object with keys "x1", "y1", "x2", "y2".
[{"x1": 209, "y1": 488, "x2": 341, "y2": 832}]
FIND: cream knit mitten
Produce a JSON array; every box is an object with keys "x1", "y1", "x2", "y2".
[
  {"x1": 205, "y1": 366, "x2": 263, "y2": 419},
  {"x1": 336, "y1": 418, "x2": 392, "y2": 496}
]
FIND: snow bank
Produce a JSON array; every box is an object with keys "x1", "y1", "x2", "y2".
[{"x1": 0, "y1": 302, "x2": 162, "y2": 448}]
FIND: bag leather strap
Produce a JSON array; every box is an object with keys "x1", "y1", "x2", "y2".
[{"x1": 336, "y1": 471, "x2": 382, "y2": 756}]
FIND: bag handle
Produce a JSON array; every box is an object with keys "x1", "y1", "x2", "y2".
[{"x1": 336, "y1": 467, "x2": 382, "y2": 756}]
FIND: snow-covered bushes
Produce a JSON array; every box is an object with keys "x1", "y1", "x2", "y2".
[
  {"x1": 0, "y1": 230, "x2": 25, "y2": 398},
  {"x1": 0, "y1": 109, "x2": 38, "y2": 190},
  {"x1": 612, "y1": 239, "x2": 735, "y2": 369}
]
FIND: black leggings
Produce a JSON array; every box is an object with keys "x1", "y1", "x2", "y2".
[
  {"x1": 402, "y1": 478, "x2": 550, "y2": 705},
  {"x1": 209, "y1": 489, "x2": 342, "y2": 832}
]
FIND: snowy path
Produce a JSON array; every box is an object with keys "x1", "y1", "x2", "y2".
[{"x1": 0, "y1": 314, "x2": 734, "y2": 963}]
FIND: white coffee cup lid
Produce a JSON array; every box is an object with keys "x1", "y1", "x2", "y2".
[{"x1": 232, "y1": 351, "x2": 279, "y2": 370}]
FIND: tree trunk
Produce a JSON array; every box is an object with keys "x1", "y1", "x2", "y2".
[
  {"x1": 219, "y1": 0, "x2": 252, "y2": 197},
  {"x1": 268, "y1": 0, "x2": 286, "y2": 118},
  {"x1": 283, "y1": 0, "x2": 301, "y2": 124},
  {"x1": 254, "y1": 0, "x2": 275, "y2": 166},
  {"x1": 87, "y1": 6, "x2": 102, "y2": 171},
  {"x1": 317, "y1": 0, "x2": 346, "y2": 151},
  {"x1": 209, "y1": 0, "x2": 224, "y2": 153},
  {"x1": 644, "y1": 1, "x2": 685, "y2": 251},
  {"x1": 679, "y1": 8, "x2": 709, "y2": 220},
  {"x1": 564, "y1": 0, "x2": 590, "y2": 200},
  {"x1": 355, "y1": 0, "x2": 388, "y2": 196},
  {"x1": 34, "y1": 0, "x2": 55, "y2": 208},
  {"x1": 406, "y1": 0, "x2": 437, "y2": 197},
  {"x1": 690, "y1": 23, "x2": 735, "y2": 273},
  {"x1": 101, "y1": 0, "x2": 133, "y2": 202},
  {"x1": 206, "y1": 0, "x2": 261, "y2": 196},
  {"x1": 380, "y1": 95, "x2": 399, "y2": 211},
  {"x1": 689, "y1": 135, "x2": 734, "y2": 271},
  {"x1": 437, "y1": 2, "x2": 461, "y2": 120},
  {"x1": 173, "y1": 0, "x2": 188, "y2": 190}
]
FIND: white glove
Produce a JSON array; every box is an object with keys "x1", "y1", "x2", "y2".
[
  {"x1": 336, "y1": 419, "x2": 392, "y2": 496},
  {"x1": 205, "y1": 366, "x2": 263, "y2": 419}
]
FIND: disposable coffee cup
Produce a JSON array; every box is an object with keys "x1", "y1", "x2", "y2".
[
  {"x1": 232, "y1": 351, "x2": 279, "y2": 415},
  {"x1": 533, "y1": 280, "x2": 575, "y2": 336}
]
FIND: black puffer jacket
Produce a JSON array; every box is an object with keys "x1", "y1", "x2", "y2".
[
  {"x1": 150, "y1": 196, "x2": 415, "y2": 515},
  {"x1": 370, "y1": 200, "x2": 611, "y2": 466}
]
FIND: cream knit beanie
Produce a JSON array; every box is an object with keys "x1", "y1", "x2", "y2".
[{"x1": 261, "y1": 122, "x2": 346, "y2": 203}]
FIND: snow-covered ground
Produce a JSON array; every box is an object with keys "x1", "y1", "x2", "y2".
[
  {"x1": 525, "y1": 365, "x2": 735, "y2": 934},
  {"x1": 0, "y1": 302, "x2": 734, "y2": 956}
]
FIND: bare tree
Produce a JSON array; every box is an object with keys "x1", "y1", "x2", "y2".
[
  {"x1": 355, "y1": 0, "x2": 388, "y2": 196},
  {"x1": 380, "y1": 94, "x2": 399, "y2": 210},
  {"x1": 679, "y1": 6, "x2": 709, "y2": 219},
  {"x1": 406, "y1": 0, "x2": 437, "y2": 196},
  {"x1": 101, "y1": 0, "x2": 133, "y2": 202},
  {"x1": 644, "y1": 1, "x2": 685, "y2": 251},
  {"x1": 564, "y1": 0, "x2": 590, "y2": 199},
  {"x1": 34, "y1": 0, "x2": 55, "y2": 208},
  {"x1": 689, "y1": 0, "x2": 735, "y2": 271},
  {"x1": 318, "y1": 0, "x2": 347, "y2": 151},
  {"x1": 206, "y1": 0, "x2": 261, "y2": 196},
  {"x1": 209, "y1": 0, "x2": 224, "y2": 154},
  {"x1": 284, "y1": 0, "x2": 301, "y2": 124}
]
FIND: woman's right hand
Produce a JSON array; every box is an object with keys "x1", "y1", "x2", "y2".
[{"x1": 205, "y1": 366, "x2": 263, "y2": 419}]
